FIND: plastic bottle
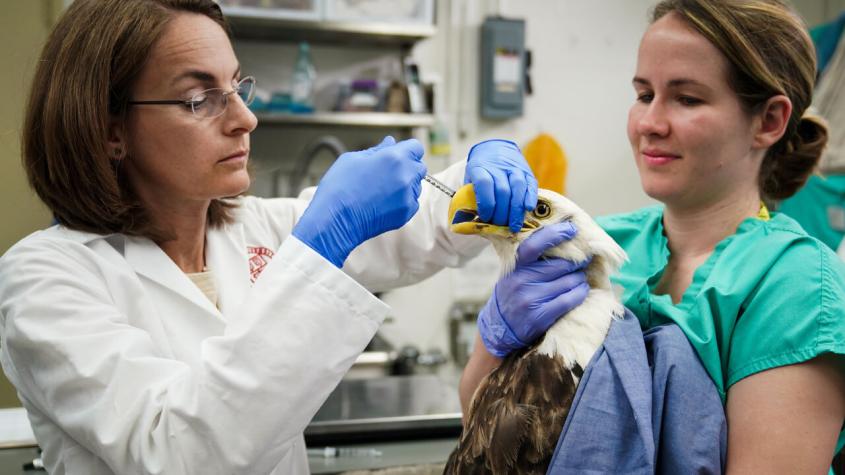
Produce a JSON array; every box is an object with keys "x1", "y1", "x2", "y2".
[
  {"x1": 290, "y1": 42, "x2": 316, "y2": 113},
  {"x1": 429, "y1": 118, "x2": 451, "y2": 157}
]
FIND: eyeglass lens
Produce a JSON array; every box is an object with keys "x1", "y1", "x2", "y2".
[
  {"x1": 237, "y1": 77, "x2": 255, "y2": 106},
  {"x1": 192, "y1": 77, "x2": 255, "y2": 118}
]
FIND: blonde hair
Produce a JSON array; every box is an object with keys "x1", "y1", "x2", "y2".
[
  {"x1": 652, "y1": 0, "x2": 828, "y2": 201},
  {"x1": 23, "y1": 0, "x2": 237, "y2": 241}
]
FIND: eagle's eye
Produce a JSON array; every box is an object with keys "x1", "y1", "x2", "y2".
[{"x1": 533, "y1": 201, "x2": 551, "y2": 219}]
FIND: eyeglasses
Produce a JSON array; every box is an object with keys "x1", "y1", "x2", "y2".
[{"x1": 128, "y1": 76, "x2": 256, "y2": 119}]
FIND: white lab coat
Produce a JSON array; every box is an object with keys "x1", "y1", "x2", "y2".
[{"x1": 0, "y1": 162, "x2": 485, "y2": 475}]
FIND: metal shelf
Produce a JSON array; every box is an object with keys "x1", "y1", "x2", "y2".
[
  {"x1": 224, "y1": 13, "x2": 436, "y2": 46},
  {"x1": 255, "y1": 112, "x2": 435, "y2": 128}
]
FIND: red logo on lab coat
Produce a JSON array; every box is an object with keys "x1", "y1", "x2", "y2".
[{"x1": 247, "y1": 246, "x2": 274, "y2": 283}]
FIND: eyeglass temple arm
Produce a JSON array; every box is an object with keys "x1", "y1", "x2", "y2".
[{"x1": 128, "y1": 99, "x2": 192, "y2": 105}]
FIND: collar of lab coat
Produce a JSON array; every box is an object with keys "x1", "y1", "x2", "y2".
[{"x1": 123, "y1": 223, "x2": 250, "y2": 321}]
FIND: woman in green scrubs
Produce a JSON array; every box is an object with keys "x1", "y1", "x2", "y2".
[
  {"x1": 598, "y1": 0, "x2": 845, "y2": 472},
  {"x1": 459, "y1": 0, "x2": 845, "y2": 472}
]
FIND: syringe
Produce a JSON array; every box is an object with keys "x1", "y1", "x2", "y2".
[{"x1": 423, "y1": 174, "x2": 456, "y2": 197}]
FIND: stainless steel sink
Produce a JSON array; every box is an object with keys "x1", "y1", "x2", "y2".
[{"x1": 306, "y1": 374, "x2": 462, "y2": 445}]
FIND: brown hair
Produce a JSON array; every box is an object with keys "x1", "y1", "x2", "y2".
[
  {"x1": 22, "y1": 0, "x2": 237, "y2": 241},
  {"x1": 652, "y1": 0, "x2": 828, "y2": 201}
]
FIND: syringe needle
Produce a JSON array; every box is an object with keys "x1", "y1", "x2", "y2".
[{"x1": 423, "y1": 174, "x2": 456, "y2": 197}]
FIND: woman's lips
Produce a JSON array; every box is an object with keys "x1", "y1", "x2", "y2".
[
  {"x1": 219, "y1": 150, "x2": 248, "y2": 164},
  {"x1": 641, "y1": 150, "x2": 680, "y2": 166}
]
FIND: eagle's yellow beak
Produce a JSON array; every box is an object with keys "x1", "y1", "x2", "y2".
[{"x1": 448, "y1": 184, "x2": 538, "y2": 237}]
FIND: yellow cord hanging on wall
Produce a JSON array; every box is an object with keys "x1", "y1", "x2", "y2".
[{"x1": 523, "y1": 133, "x2": 568, "y2": 195}]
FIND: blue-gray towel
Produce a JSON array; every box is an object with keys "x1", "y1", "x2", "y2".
[{"x1": 547, "y1": 310, "x2": 727, "y2": 474}]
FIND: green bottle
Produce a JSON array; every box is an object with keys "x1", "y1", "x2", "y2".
[{"x1": 291, "y1": 42, "x2": 316, "y2": 114}]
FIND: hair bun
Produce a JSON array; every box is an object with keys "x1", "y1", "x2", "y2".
[
  {"x1": 761, "y1": 114, "x2": 828, "y2": 201},
  {"x1": 791, "y1": 114, "x2": 828, "y2": 158}
]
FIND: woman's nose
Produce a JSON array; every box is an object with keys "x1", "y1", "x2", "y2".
[
  {"x1": 636, "y1": 102, "x2": 670, "y2": 137},
  {"x1": 224, "y1": 93, "x2": 258, "y2": 135}
]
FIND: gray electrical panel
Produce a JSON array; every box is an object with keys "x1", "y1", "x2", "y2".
[{"x1": 480, "y1": 17, "x2": 525, "y2": 119}]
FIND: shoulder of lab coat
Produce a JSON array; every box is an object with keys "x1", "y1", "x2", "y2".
[
  {"x1": 234, "y1": 159, "x2": 486, "y2": 293},
  {"x1": 0, "y1": 221, "x2": 388, "y2": 474}
]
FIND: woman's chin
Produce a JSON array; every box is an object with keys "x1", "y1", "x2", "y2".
[
  {"x1": 214, "y1": 176, "x2": 252, "y2": 199},
  {"x1": 640, "y1": 176, "x2": 688, "y2": 204}
]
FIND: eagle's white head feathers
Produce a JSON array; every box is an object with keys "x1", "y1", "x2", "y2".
[{"x1": 449, "y1": 185, "x2": 628, "y2": 368}]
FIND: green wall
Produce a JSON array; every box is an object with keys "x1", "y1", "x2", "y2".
[{"x1": 0, "y1": 1, "x2": 59, "y2": 408}]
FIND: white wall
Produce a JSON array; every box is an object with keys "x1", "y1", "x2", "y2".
[{"x1": 416, "y1": 0, "x2": 656, "y2": 217}]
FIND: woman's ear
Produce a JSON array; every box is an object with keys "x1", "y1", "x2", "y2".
[
  {"x1": 107, "y1": 117, "x2": 128, "y2": 160},
  {"x1": 753, "y1": 95, "x2": 792, "y2": 150}
]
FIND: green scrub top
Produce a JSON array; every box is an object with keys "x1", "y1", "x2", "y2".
[
  {"x1": 598, "y1": 205, "x2": 845, "y2": 455},
  {"x1": 778, "y1": 175, "x2": 845, "y2": 252}
]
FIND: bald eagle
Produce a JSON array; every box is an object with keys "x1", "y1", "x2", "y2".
[{"x1": 444, "y1": 185, "x2": 627, "y2": 474}]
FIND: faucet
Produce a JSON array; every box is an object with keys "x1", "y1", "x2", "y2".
[{"x1": 278, "y1": 135, "x2": 348, "y2": 196}]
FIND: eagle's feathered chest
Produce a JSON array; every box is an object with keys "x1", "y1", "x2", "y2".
[{"x1": 446, "y1": 347, "x2": 581, "y2": 474}]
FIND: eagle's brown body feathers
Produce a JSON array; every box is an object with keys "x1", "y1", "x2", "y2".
[{"x1": 444, "y1": 346, "x2": 579, "y2": 474}]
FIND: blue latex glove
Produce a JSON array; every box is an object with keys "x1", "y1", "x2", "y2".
[
  {"x1": 292, "y1": 136, "x2": 427, "y2": 268},
  {"x1": 465, "y1": 139, "x2": 539, "y2": 233},
  {"x1": 478, "y1": 222, "x2": 591, "y2": 358}
]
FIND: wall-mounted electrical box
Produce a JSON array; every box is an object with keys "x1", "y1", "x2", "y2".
[{"x1": 480, "y1": 17, "x2": 525, "y2": 120}]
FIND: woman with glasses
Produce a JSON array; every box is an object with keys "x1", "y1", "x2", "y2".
[{"x1": 0, "y1": 0, "x2": 589, "y2": 474}]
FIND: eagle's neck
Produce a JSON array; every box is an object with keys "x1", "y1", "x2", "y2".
[
  {"x1": 534, "y1": 288, "x2": 624, "y2": 370},
  {"x1": 489, "y1": 232, "x2": 625, "y2": 370},
  {"x1": 490, "y1": 239, "x2": 520, "y2": 276}
]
